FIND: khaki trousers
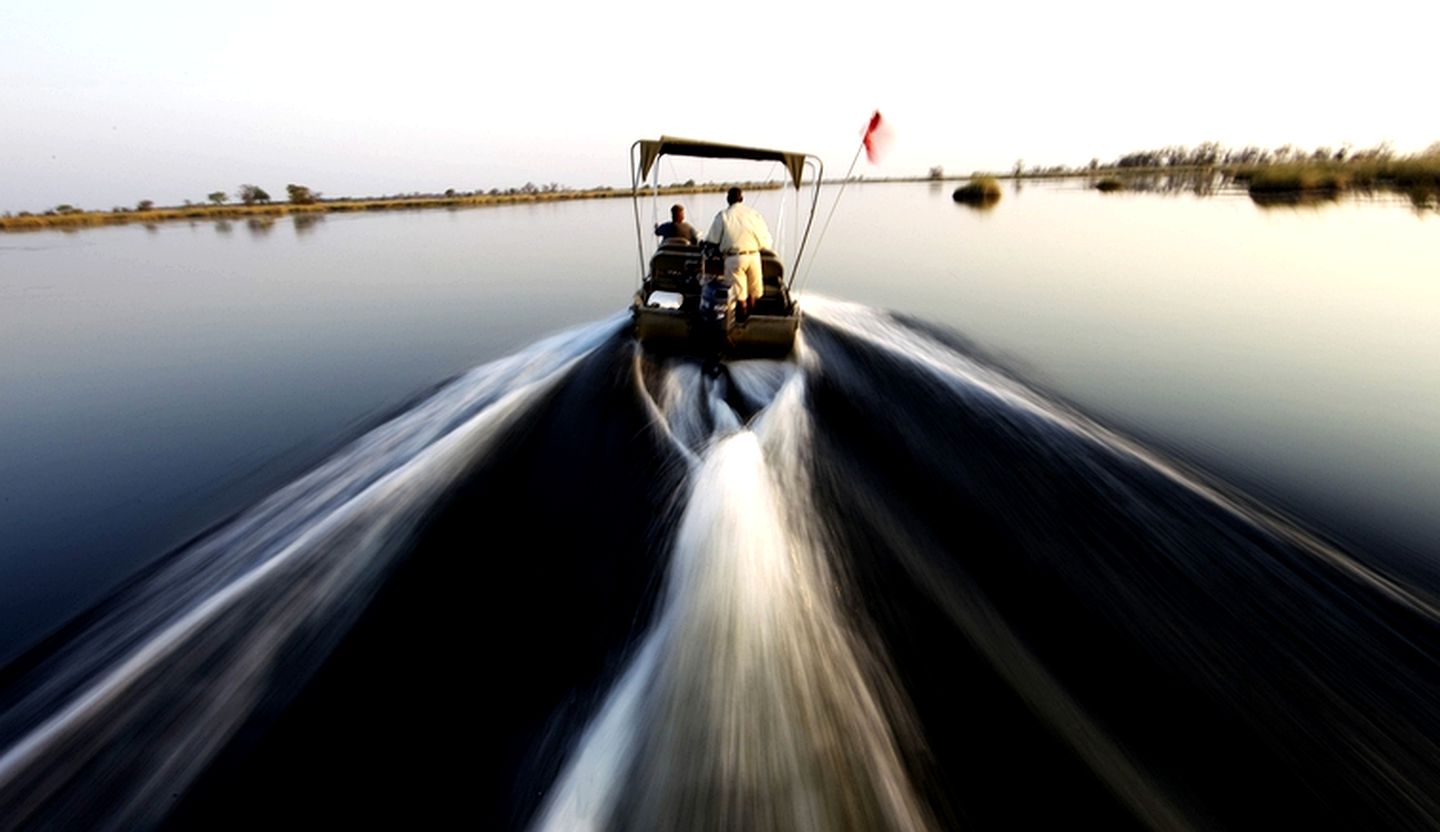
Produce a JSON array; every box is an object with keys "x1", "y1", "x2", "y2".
[{"x1": 724, "y1": 253, "x2": 763, "y2": 305}]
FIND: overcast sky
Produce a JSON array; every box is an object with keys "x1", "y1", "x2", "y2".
[{"x1": 2, "y1": 0, "x2": 1434, "y2": 211}]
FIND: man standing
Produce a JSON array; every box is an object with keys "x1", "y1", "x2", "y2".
[
  {"x1": 705, "y1": 187, "x2": 773, "y2": 316},
  {"x1": 654, "y1": 204, "x2": 699, "y2": 244}
]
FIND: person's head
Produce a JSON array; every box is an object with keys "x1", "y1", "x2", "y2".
[
  {"x1": 726, "y1": 187, "x2": 743, "y2": 205},
  {"x1": 670, "y1": 204, "x2": 685, "y2": 221}
]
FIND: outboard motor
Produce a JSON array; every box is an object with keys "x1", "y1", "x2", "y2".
[
  {"x1": 698, "y1": 274, "x2": 735, "y2": 338},
  {"x1": 697, "y1": 240, "x2": 735, "y2": 334},
  {"x1": 697, "y1": 274, "x2": 735, "y2": 375}
]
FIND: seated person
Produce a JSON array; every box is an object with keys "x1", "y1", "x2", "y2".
[{"x1": 654, "y1": 204, "x2": 699, "y2": 245}]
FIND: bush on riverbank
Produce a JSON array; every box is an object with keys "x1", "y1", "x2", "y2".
[
  {"x1": 1095, "y1": 178, "x2": 1125, "y2": 192},
  {"x1": 953, "y1": 177, "x2": 1002, "y2": 205}
]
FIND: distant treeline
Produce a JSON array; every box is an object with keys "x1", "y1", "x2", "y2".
[
  {"x1": 1010, "y1": 141, "x2": 1440, "y2": 177},
  {"x1": 1106, "y1": 141, "x2": 1432, "y2": 170},
  {"x1": 1000, "y1": 141, "x2": 1440, "y2": 200},
  {"x1": 0, "y1": 180, "x2": 780, "y2": 232}
]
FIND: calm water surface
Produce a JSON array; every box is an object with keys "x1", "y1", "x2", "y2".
[{"x1": 0, "y1": 182, "x2": 1435, "y2": 661}]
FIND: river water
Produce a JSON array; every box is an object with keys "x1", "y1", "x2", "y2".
[{"x1": 0, "y1": 181, "x2": 1436, "y2": 829}]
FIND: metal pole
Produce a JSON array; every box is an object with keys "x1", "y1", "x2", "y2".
[{"x1": 793, "y1": 144, "x2": 859, "y2": 294}]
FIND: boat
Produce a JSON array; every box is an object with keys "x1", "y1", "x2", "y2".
[{"x1": 629, "y1": 137, "x2": 823, "y2": 359}]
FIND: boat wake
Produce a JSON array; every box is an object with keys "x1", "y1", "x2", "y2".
[
  {"x1": 1, "y1": 298, "x2": 1438, "y2": 830},
  {"x1": 537, "y1": 356, "x2": 933, "y2": 832}
]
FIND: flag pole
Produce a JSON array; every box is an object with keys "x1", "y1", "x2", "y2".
[{"x1": 793, "y1": 122, "x2": 872, "y2": 294}]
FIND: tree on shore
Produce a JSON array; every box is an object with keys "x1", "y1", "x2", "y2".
[
  {"x1": 237, "y1": 185, "x2": 270, "y2": 205},
  {"x1": 286, "y1": 184, "x2": 320, "y2": 205},
  {"x1": 208, "y1": 191, "x2": 227, "y2": 205},
  {"x1": 137, "y1": 200, "x2": 155, "y2": 211}
]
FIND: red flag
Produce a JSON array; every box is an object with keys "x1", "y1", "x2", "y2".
[{"x1": 862, "y1": 110, "x2": 892, "y2": 163}]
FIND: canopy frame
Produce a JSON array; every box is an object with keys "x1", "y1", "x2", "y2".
[{"x1": 630, "y1": 137, "x2": 824, "y2": 290}]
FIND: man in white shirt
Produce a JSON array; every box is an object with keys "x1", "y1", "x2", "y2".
[{"x1": 705, "y1": 187, "x2": 773, "y2": 317}]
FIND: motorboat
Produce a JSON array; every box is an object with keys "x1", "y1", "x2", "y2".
[{"x1": 629, "y1": 137, "x2": 823, "y2": 358}]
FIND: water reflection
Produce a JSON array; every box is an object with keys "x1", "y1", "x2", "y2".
[
  {"x1": 293, "y1": 214, "x2": 324, "y2": 235},
  {"x1": 1247, "y1": 189, "x2": 1341, "y2": 209},
  {"x1": 1061, "y1": 171, "x2": 1437, "y2": 215},
  {"x1": 1246, "y1": 185, "x2": 1437, "y2": 214},
  {"x1": 953, "y1": 199, "x2": 999, "y2": 214},
  {"x1": 1083, "y1": 171, "x2": 1223, "y2": 196},
  {"x1": 246, "y1": 217, "x2": 275, "y2": 235},
  {"x1": 215, "y1": 219, "x2": 233, "y2": 234},
  {"x1": 1405, "y1": 189, "x2": 1437, "y2": 214}
]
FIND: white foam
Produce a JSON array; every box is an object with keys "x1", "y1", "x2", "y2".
[{"x1": 534, "y1": 369, "x2": 932, "y2": 831}]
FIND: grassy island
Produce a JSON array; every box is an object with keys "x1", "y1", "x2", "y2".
[
  {"x1": 952, "y1": 177, "x2": 1002, "y2": 205},
  {"x1": 1237, "y1": 155, "x2": 1440, "y2": 199}
]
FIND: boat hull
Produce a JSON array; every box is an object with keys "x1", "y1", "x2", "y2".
[{"x1": 632, "y1": 298, "x2": 799, "y2": 359}]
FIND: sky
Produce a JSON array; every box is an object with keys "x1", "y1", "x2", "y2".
[{"x1": 2, "y1": 0, "x2": 1435, "y2": 211}]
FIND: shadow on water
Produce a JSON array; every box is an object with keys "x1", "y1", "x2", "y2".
[
  {"x1": 799, "y1": 302, "x2": 1440, "y2": 828},
  {"x1": 1, "y1": 299, "x2": 1438, "y2": 830},
  {"x1": 167, "y1": 330, "x2": 688, "y2": 831}
]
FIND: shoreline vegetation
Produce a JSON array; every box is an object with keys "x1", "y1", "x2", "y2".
[
  {"x1": 926, "y1": 141, "x2": 1439, "y2": 208},
  {"x1": 6, "y1": 141, "x2": 1437, "y2": 232},
  {"x1": 979, "y1": 141, "x2": 1440, "y2": 205},
  {"x1": 0, "y1": 181, "x2": 779, "y2": 233}
]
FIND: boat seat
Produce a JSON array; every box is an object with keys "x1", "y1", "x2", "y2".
[
  {"x1": 762, "y1": 274, "x2": 784, "y2": 301},
  {"x1": 651, "y1": 249, "x2": 698, "y2": 276},
  {"x1": 760, "y1": 249, "x2": 784, "y2": 280},
  {"x1": 649, "y1": 244, "x2": 702, "y2": 294}
]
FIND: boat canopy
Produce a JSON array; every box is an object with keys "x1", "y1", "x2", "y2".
[{"x1": 636, "y1": 136, "x2": 809, "y2": 189}]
